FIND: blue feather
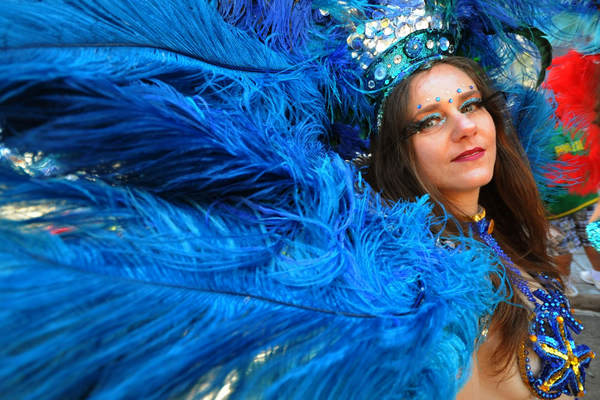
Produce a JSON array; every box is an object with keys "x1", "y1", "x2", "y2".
[
  {"x1": 0, "y1": 0, "x2": 580, "y2": 398},
  {"x1": 0, "y1": 0, "x2": 291, "y2": 73},
  {"x1": 0, "y1": 165, "x2": 503, "y2": 399}
]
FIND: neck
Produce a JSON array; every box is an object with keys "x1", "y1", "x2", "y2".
[{"x1": 443, "y1": 188, "x2": 480, "y2": 219}]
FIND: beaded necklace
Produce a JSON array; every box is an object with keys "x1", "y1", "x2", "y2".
[{"x1": 472, "y1": 211, "x2": 595, "y2": 399}]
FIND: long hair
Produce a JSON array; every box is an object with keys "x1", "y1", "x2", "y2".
[{"x1": 367, "y1": 56, "x2": 558, "y2": 375}]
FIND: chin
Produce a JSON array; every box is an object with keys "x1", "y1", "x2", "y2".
[{"x1": 459, "y1": 171, "x2": 494, "y2": 190}]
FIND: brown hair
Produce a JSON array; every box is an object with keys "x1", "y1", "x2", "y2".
[{"x1": 367, "y1": 56, "x2": 558, "y2": 375}]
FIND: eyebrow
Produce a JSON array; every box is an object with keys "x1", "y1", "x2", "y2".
[{"x1": 412, "y1": 90, "x2": 480, "y2": 116}]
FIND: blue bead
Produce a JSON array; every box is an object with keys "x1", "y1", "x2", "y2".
[
  {"x1": 439, "y1": 37, "x2": 450, "y2": 51},
  {"x1": 405, "y1": 36, "x2": 423, "y2": 58},
  {"x1": 374, "y1": 65, "x2": 387, "y2": 81}
]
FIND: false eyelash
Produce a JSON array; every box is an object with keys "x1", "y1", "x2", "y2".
[
  {"x1": 459, "y1": 97, "x2": 483, "y2": 111},
  {"x1": 404, "y1": 120, "x2": 425, "y2": 138}
]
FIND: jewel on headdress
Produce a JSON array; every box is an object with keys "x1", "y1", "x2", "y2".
[
  {"x1": 348, "y1": 34, "x2": 363, "y2": 50},
  {"x1": 406, "y1": 37, "x2": 423, "y2": 58},
  {"x1": 439, "y1": 37, "x2": 450, "y2": 51},
  {"x1": 397, "y1": 24, "x2": 411, "y2": 38},
  {"x1": 374, "y1": 65, "x2": 387, "y2": 80}
]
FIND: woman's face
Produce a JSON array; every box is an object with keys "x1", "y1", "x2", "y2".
[{"x1": 406, "y1": 63, "x2": 496, "y2": 203}]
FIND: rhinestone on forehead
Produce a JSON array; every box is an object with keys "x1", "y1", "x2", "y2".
[{"x1": 414, "y1": 87, "x2": 475, "y2": 108}]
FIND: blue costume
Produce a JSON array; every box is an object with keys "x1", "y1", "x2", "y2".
[{"x1": 0, "y1": 0, "x2": 596, "y2": 398}]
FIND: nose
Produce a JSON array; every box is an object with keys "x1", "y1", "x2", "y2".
[{"x1": 450, "y1": 112, "x2": 477, "y2": 142}]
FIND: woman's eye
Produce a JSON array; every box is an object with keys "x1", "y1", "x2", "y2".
[
  {"x1": 422, "y1": 118, "x2": 439, "y2": 129},
  {"x1": 416, "y1": 114, "x2": 445, "y2": 132},
  {"x1": 460, "y1": 98, "x2": 482, "y2": 113}
]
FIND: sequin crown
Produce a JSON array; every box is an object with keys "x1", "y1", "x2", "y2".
[{"x1": 346, "y1": 0, "x2": 456, "y2": 108}]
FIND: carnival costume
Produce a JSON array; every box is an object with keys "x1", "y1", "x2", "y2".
[{"x1": 0, "y1": 0, "x2": 596, "y2": 399}]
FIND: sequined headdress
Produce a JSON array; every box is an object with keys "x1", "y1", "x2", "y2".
[
  {"x1": 348, "y1": 1, "x2": 454, "y2": 99},
  {"x1": 319, "y1": 0, "x2": 573, "y2": 137},
  {"x1": 343, "y1": 0, "x2": 457, "y2": 129}
]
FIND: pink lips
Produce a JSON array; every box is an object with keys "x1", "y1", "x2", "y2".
[{"x1": 452, "y1": 147, "x2": 485, "y2": 162}]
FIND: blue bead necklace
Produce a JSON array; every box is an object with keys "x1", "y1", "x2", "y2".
[{"x1": 473, "y1": 213, "x2": 595, "y2": 399}]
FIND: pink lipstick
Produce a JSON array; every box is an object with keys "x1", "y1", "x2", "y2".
[{"x1": 452, "y1": 147, "x2": 485, "y2": 162}]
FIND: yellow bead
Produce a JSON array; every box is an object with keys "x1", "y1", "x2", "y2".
[
  {"x1": 487, "y1": 219, "x2": 494, "y2": 234},
  {"x1": 570, "y1": 355, "x2": 579, "y2": 365},
  {"x1": 557, "y1": 316, "x2": 564, "y2": 323},
  {"x1": 530, "y1": 335, "x2": 537, "y2": 343}
]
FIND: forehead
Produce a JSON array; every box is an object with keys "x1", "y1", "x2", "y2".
[{"x1": 408, "y1": 64, "x2": 476, "y2": 105}]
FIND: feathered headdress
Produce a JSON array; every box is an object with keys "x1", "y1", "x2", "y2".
[
  {"x1": 0, "y1": 0, "x2": 595, "y2": 399},
  {"x1": 544, "y1": 49, "x2": 600, "y2": 195}
]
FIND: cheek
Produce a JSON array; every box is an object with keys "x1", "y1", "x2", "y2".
[
  {"x1": 487, "y1": 123, "x2": 497, "y2": 162},
  {"x1": 411, "y1": 137, "x2": 445, "y2": 183}
]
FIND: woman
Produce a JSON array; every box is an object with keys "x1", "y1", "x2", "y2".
[
  {"x1": 0, "y1": 1, "x2": 595, "y2": 399},
  {"x1": 369, "y1": 56, "x2": 594, "y2": 398}
]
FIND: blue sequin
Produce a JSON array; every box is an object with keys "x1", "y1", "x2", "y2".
[
  {"x1": 374, "y1": 65, "x2": 387, "y2": 80},
  {"x1": 405, "y1": 36, "x2": 423, "y2": 58},
  {"x1": 439, "y1": 37, "x2": 449, "y2": 51}
]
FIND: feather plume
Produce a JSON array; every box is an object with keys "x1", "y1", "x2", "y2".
[
  {"x1": 543, "y1": 50, "x2": 600, "y2": 195},
  {"x1": 0, "y1": 166, "x2": 503, "y2": 399},
  {"x1": 0, "y1": 0, "x2": 586, "y2": 398}
]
